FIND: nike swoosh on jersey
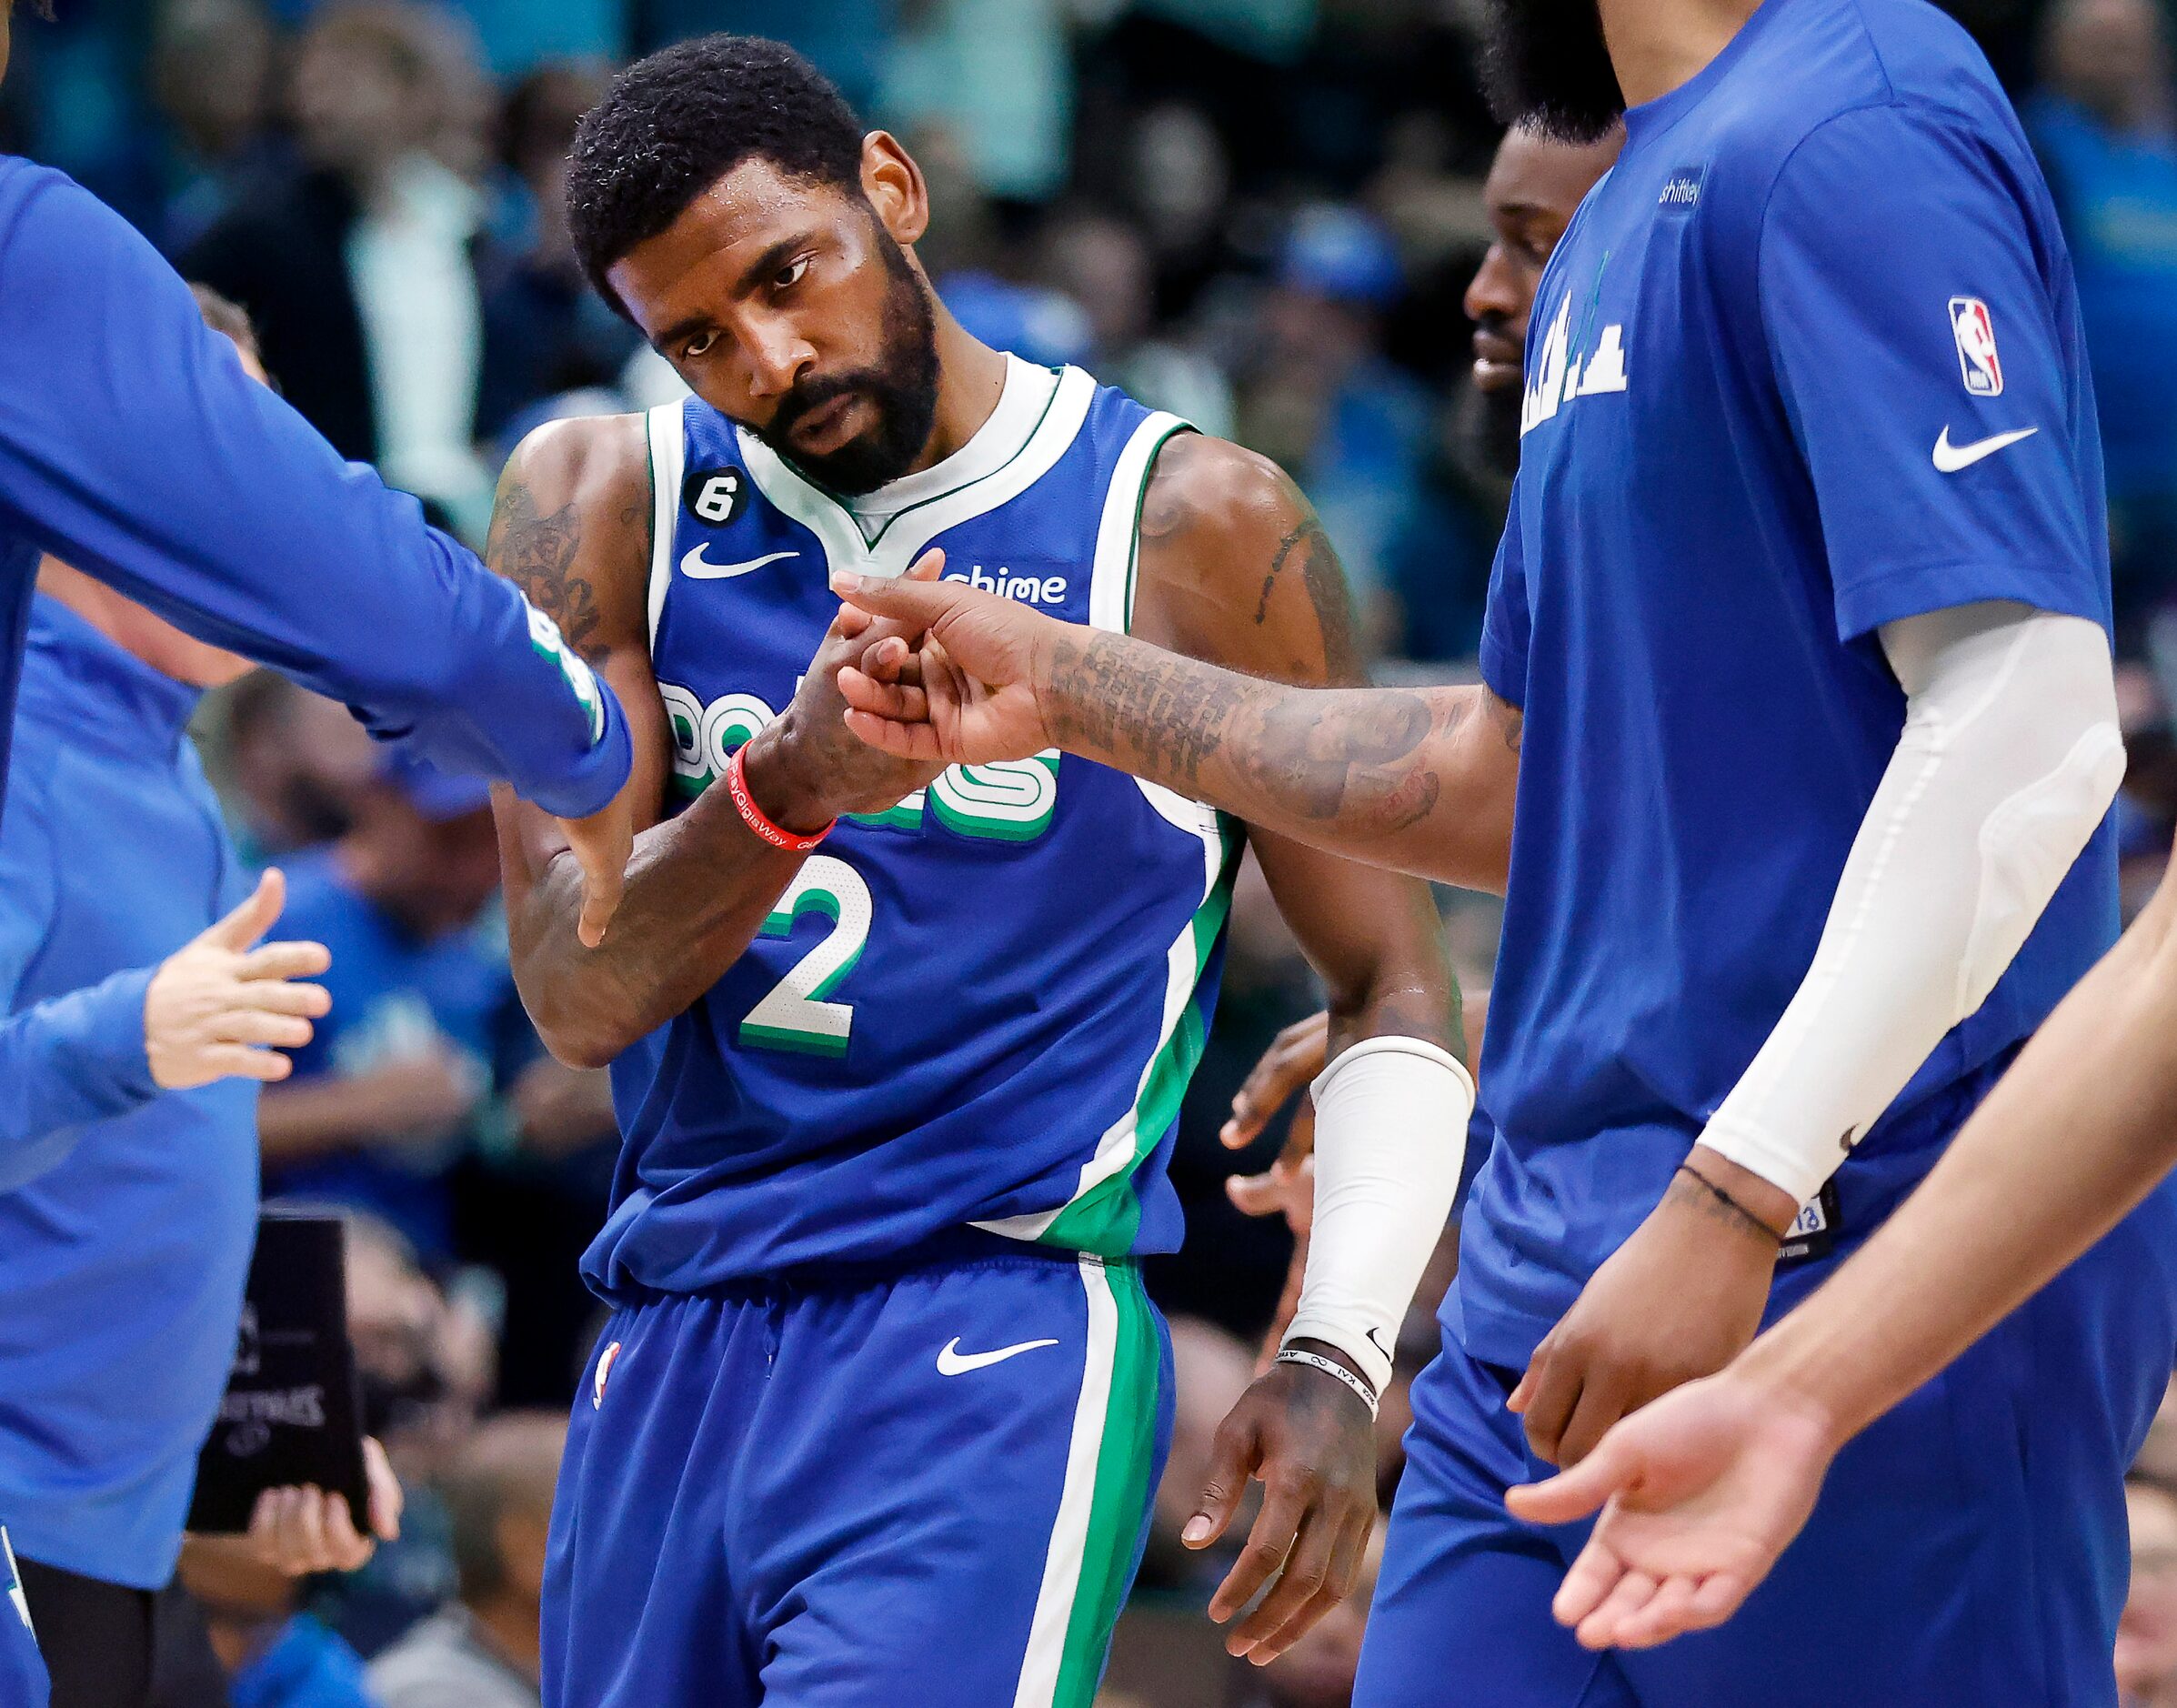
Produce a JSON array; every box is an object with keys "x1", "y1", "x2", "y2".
[
  {"x1": 936, "y1": 1336, "x2": 1060, "y2": 1376},
  {"x1": 680, "y1": 546, "x2": 799, "y2": 579},
  {"x1": 1932, "y1": 425, "x2": 2039, "y2": 473}
]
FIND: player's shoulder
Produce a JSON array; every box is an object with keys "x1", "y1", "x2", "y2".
[
  {"x1": 500, "y1": 411, "x2": 651, "y2": 517},
  {"x1": 1697, "y1": 0, "x2": 2026, "y2": 205},
  {"x1": 1140, "y1": 431, "x2": 1301, "y2": 547}
]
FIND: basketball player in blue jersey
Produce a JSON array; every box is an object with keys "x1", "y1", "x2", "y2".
[
  {"x1": 481, "y1": 36, "x2": 1474, "y2": 1708},
  {"x1": 832, "y1": 0, "x2": 2177, "y2": 1700}
]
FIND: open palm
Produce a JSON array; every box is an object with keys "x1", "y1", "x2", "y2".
[{"x1": 1505, "y1": 1371, "x2": 1838, "y2": 1650}]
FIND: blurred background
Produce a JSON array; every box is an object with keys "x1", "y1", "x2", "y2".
[{"x1": 15, "y1": 0, "x2": 2177, "y2": 1703}]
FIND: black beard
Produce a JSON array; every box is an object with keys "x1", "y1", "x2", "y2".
[
  {"x1": 760, "y1": 229, "x2": 941, "y2": 496},
  {"x1": 1480, "y1": 0, "x2": 1626, "y2": 143},
  {"x1": 1450, "y1": 374, "x2": 1526, "y2": 491}
]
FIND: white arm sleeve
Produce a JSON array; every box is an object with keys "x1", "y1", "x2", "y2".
[
  {"x1": 1281, "y1": 1036, "x2": 1476, "y2": 1395},
  {"x1": 1700, "y1": 600, "x2": 2124, "y2": 1207}
]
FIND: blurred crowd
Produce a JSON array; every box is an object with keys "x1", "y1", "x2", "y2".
[{"x1": 11, "y1": 0, "x2": 2177, "y2": 1703}]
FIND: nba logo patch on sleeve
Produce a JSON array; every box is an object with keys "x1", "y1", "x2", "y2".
[{"x1": 1950, "y1": 296, "x2": 2003, "y2": 397}]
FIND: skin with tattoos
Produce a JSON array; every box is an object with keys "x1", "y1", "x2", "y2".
[
  {"x1": 486, "y1": 264, "x2": 1461, "y2": 1672},
  {"x1": 1121, "y1": 430, "x2": 1464, "y2": 1658},
  {"x1": 834, "y1": 547, "x2": 1803, "y2": 1479},
  {"x1": 484, "y1": 414, "x2": 936, "y2": 1070},
  {"x1": 838, "y1": 593, "x2": 1520, "y2": 893}
]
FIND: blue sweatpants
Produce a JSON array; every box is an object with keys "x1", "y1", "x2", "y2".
[
  {"x1": 1355, "y1": 1192, "x2": 2177, "y2": 1706},
  {"x1": 542, "y1": 1245, "x2": 1172, "y2": 1708}
]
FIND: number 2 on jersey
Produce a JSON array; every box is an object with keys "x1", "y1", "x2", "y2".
[{"x1": 738, "y1": 856, "x2": 871, "y2": 1058}]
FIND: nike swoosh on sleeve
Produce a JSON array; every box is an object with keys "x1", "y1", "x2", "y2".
[{"x1": 1931, "y1": 426, "x2": 2039, "y2": 473}]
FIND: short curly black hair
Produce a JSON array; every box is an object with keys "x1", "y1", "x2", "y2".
[{"x1": 567, "y1": 35, "x2": 867, "y2": 320}]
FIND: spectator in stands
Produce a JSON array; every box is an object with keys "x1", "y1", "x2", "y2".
[
  {"x1": 2030, "y1": 0, "x2": 2177, "y2": 624},
  {"x1": 176, "y1": 1541, "x2": 376, "y2": 1708},
  {"x1": 150, "y1": 0, "x2": 281, "y2": 255},
  {"x1": 1239, "y1": 205, "x2": 1428, "y2": 651},
  {"x1": 256, "y1": 757, "x2": 510, "y2": 1261},
  {"x1": 184, "y1": 2, "x2": 500, "y2": 534},
  {"x1": 319, "y1": 1214, "x2": 491, "y2": 1661},
  {"x1": 476, "y1": 61, "x2": 641, "y2": 449},
  {"x1": 2124, "y1": 1476, "x2": 2177, "y2": 1706},
  {"x1": 368, "y1": 1412, "x2": 564, "y2": 1708},
  {"x1": 1041, "y1": 209, "x2": 1235, "y2": 437},
  {"x1": 219, "y1": 676, "x2": 378, "y2": 867}
]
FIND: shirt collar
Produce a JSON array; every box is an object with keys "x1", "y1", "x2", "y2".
[{"x1": 24, "y1": 595, "x2": 205, "y2": 758}]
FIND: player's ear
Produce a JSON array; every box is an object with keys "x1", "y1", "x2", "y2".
[{"x1": 859, "y1": 132, "x2": 929, "y2": 249}]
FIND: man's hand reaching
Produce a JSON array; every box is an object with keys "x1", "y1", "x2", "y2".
[
  {"x1": 556, "y1": 793, "x2": 633, "y2": 949},
  {"x1": 831, "y1": 564, "x2": 1063, "y2": 768},
  {"x1": 145, "y1": 868, "x2": 332, "y2": 1088},
  {"x1": 740, "y1": 551, "x2": 952, "y2": 830},
  {"x1": 1505, "y1": 1365, "x2": 1839, "y2": 1649}
]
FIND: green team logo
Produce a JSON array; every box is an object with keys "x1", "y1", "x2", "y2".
[
  {"x1": 527, "y1": 606, "x2": 606, "y2": 744},
  {"x1": 657, "y1": 681, "x2": 1058, "y2": 844}
]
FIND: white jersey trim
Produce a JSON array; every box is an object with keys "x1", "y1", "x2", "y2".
[
  {"x1": 734, "y1": 366, "x2": 1099, "y2": 580},
  {"x1": 645, "y1": 401, "x2": 686, "y2": 650}
]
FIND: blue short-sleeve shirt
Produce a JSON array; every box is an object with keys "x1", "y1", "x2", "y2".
[{"x1": 1460, "y1": 0, "x2": 2118, "y2": 1365}]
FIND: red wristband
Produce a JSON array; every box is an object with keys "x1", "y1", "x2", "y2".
[{"x1": 727, "y1": 745, "x2": 834, "y2": 853}]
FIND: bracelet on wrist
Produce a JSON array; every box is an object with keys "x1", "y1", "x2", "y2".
[
  {"x1": 1275, "y1": 1348, "x2": 1380, "y2": 1420},
  {"x1": 1674, "y1": 1162, "x2": 1784, "y2": 1243},
  {"x1": 727, "y1": 745, "x2": 834, "y2": 854}
]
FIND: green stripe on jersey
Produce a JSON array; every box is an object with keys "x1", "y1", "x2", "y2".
[{"x1": 1034, "y1": 823, "x2": 1240, "y2": 1257}]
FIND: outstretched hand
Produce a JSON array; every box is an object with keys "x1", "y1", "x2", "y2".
[
  {"x1": 1504, "y1": 1368, "x2": 1838, "y2": 1650},
  {"x1": 831, "y1": 564, "x2": 1063, "y2": 767}
]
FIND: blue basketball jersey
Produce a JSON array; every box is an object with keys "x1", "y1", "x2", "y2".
[{"x1": 583, "y1": 364, "x2": 1239, "y2": 1294}]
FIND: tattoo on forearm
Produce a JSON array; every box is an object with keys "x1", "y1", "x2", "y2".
[
  {"x1": 488, "y1": 481, "x2": 599, "y2": 657},
  {"x1": 1047, "y1": 632, "x2": 1443, "y2": 836}
]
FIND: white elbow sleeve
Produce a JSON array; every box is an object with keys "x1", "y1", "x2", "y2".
[
  {"x1": 1702, "y1": 604, "x2": 2122, "y2": 1207},
  {"x1": 1281, "y1": 1036, "x2": 1475, "y2": 1394}
]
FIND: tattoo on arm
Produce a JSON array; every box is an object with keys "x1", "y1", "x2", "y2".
[
  {"x1": 487, "y1": 481, "x2": 600, "y2": 658},
  {"x1": 1046, "y1": 633, "x2": 1444, "y2": 837},
  {"x1": 1252, "y1": 515, "x2": 1369, "y2": 685}
]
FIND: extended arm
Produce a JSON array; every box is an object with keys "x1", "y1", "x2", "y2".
[
  {"x1": 1123, "y1": 437, "x2": 1476, "y2": 1662},
  {"x1": 1502, "y1": 599, "x2": 2124, "y2": 1469},
  {"x1": 0, "y1": 168, "x2": 626, "y2": 819},
  {"x1": 1690, "y1": 601, "x2": 2123, "y2": 1222},
  {"x1": 832, "y1": 572, "x2": 1520, "y2": 893},
  {"x1": 1742, "y1": 841, "x2": 2177, "y2": 1440},
  {"x1": 488, "y1": 419, "x2": 936, "y2": 1068},
  {"x1": 1503, "y1": 840, "x2": 2177, "y2": 1651}
]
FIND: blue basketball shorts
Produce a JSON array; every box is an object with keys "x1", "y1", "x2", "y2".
[
  {"x1": 1354, "y1": 1191, "x2": 2177, "y2": 1707},
  {"x1": 542, "y1": 1245, "x2": 1173, "y2": 1708}
]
